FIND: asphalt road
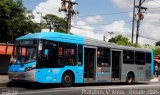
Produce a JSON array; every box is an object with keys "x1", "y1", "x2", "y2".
[{"x1": 0, "y1": 81, "x2": 160, "y2": 95}]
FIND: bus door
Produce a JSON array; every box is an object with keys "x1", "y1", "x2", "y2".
[
  {"x1": 84, "y1": 46, "x2": 96, "y2": 82},
  {"x1": 111, "y1": 50, "x2": 122, "y2": 81}
]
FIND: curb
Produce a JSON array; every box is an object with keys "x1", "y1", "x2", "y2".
[
  {"x1": 150, "y1": 78, "x2": 160, "y2": 82},
  {"x1": 0, "y1": 83, "x2": 7, "y2": 87}
]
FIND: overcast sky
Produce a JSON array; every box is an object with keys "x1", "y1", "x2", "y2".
[{"x1": 23, "y1": 0, "x2": 160, "y2": 46}]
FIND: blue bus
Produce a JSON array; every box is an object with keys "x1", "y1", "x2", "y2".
[{"x1": 8, "y1": 32, "x2": 154, "y2": 87}]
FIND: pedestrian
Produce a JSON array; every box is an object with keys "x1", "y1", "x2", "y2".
[
  {"x1": 155, "y1": 63, "x2": 158, "y2": 77},
  {"x1": 158, "y1": 65, "x2": 160, "y2": 76}
]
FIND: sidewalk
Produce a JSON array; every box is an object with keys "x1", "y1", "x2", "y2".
[
  {"x1": 150, "y1": 76, "x2": 160, "y2": 82},
  {"x1": 0, "y1": 75, "x2": 9, "y2": 87}
]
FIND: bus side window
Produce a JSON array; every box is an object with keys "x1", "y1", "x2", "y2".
[
  {"x1": 58, "y1": 42, "x2": 76, "y2": 66},
  {"x1": 78, "y1": 45, "x2": 83, "y2": 66},
  {"x1": 97, "y1": 47, "x2": 110, "y2": 67},
  {"x1": 146, "y1": 53, "x2": 151, "y2": 63},
  {"x1": 123, "y1": 50, "x2": 134, "y2": 64},
  {"x1": 135, "y1": 51, "x2": 145, "y2": 65}
]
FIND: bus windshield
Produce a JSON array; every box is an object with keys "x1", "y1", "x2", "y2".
[
  {"x1": 16, "y1": 46, "x2": 37, "y2": 64},
  {"x1": 13, "y1": 40, "x2": 38, "y2": 64}
]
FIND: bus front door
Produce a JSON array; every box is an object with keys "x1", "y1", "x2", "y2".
[{"x1": 111, "y1": 50, "x2": 122, "y2": 81}]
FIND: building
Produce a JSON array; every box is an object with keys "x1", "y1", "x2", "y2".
[{"x1": 0, "y1": 43, "x2": 14, "y2": 75}]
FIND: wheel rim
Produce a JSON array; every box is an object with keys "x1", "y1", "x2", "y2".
[
  {"x1": 128, "y1": 75, "x2": 133, "y2": 83},
  {"x1": 64, "y1": 75, "x2": 71, "y2": 84}
]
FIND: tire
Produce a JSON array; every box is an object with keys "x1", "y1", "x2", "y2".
[
  {"x1": 62, "y1": 73, "x2": 73, "y2": 87},
  {"x1": 126, "y1": 73, "x2": 134, "y2": 85}
]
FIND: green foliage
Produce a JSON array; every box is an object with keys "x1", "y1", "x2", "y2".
[
  {"x1": 0, "y1": 0, "x2": 40, "y2": 43},
  {"x1": 108, "y1": 35, "x2": 132, "y2": 46},
  {"x1": 153, "y1": 48, "x2": 160, "y2": 55},
  {"x1": 155, "y1": 41, "x2": 160, "y2": 46},
  {"x1": 43, "y1": 14, "x2": 67, "y2": 33}
]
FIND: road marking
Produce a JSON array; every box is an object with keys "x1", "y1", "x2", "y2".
[
  {"x1": 72, "y1": 84, "x2": 160, "y2": 89},
  {"x1": 0, "y1": 87, "x2": 7, "y2": 89},
  {"x1": 18, "y1": 89, "x2": 73, "y2": 95},
  {"x1": 17, "y1": 83, "x2": 160, "y2": 94}
]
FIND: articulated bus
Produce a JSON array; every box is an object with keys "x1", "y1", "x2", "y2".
[{"x1": 8, "y1": 32, "x2": 154, "y2": 87}]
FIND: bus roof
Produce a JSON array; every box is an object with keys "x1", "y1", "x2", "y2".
[
  {"x1": 16, "y1": 32, "x2": 84, "y2": 44},
  {"x1": 84, "y1": 37, "x2": 151, "y2": 52},
  {"x1": 16, "y1": 32, "x2": 151, "y2": 52}
]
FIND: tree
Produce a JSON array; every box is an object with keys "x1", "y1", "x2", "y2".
[
  {"x1": 43, "y1": 14, "x2": 67, "y2": 33},
  {"x1": 153, "y1": 48, "x2": 160, "y2": 55},
  {"x1": 0, "y1": 0, "x2": 40, "y2": 43},
  {"x1": 108, "y1": 35, "x2": 132, "y2": 46},
  {"x1": 155, "y1": 41, "x2": 160, "y2": 46}
]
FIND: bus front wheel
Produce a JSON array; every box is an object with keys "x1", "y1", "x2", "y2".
[
  {"x1": 62, "y1": 73, "x2": 73, "y2": 87},
  {"x1": 126, "y1": 73, "x2": 134, "y2": 85}
]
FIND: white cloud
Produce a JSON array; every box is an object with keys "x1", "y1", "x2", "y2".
[
  {"x1": 71, "y1": 20, "x2": 104, "y2": 40},
  {"x1": 111, "y1": 0, "x2": 160, "y2": 45},
  {"x1": 71, "y1": 27, "x2": 104, "y2": 40},
  {"x1": 32, "y1": 0, "x2": 160, "y2": 46},
  {"x1": 32, "y1": 0, "x2": 132, "y2": 43},
  {"x1": 32, "y1": 0, "x2": 104, "y2": 40},
  {"x1": 86, "y1": 15, "x2": 103, "y2": 24},
  {"x1": 103, "y1": 20, "x2": 131, "y2": 41},
  {"x1": 77, "y1": 21, "x2": 86, "y2": 26},
  {"x1": 112, "y1": 0, "x2": 133, "y2": 10},
  {"x1": 32, "y1": 0, "x2": 66, "y2": 23}
]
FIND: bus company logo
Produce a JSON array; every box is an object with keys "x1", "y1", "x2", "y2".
[{"x1": 53, "y1": 69, "x2": 60, "y2": 74}]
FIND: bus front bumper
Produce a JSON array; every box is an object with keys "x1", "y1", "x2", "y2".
[{"x1": 8, "y1": 70, "x2": 35, "y2": 82}]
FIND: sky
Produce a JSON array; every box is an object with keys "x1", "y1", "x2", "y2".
[{"x1": 23, "y1": 0, "x2": 160, "y2": 46}]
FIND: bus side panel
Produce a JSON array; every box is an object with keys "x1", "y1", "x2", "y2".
[
  {"x1": 122, "y1": 65, "x2": 146, "y2": 82},
  {"x1": 35, "y1": 66, "x2": 84, "y2": 83},
  {"x1": 121, "y1": 64, "x2": 137, "y2": 82}
]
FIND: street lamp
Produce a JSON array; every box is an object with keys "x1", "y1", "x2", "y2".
[
  {"x1": 108, "y1": 32, "x2": 114, "y2": 39},
  {"x1": 37, "y1": 12, "x2": 42, "y2": 32},
  {"x1": 103, "y1": 31, "x2": 114, "y2": 42}
]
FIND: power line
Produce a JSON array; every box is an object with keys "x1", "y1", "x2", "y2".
[
  {"x1": 139, "y1": 35, "x2": 159, "y2": 41},
  {"x1": 71, "y1": 25, "x2": 104, "y2": 31},
  {"x1": 77, "y1": 6, "x2": 160, "y2": 18},
  {"x1": 72, "y1": 25, "x2": 159, "y2": 41},
  {"x1": 75, "y1": 20, "x2": 132, "y2": 26},
  {"x1": 152, "y1": 0, "x2": 160, "y2": 6},
  {"x1": 23, "y1": 0, "x2": 160, "y2": 20},
  {"x1": 78, "y1": 11, "x2": 133, "y2": 18}
]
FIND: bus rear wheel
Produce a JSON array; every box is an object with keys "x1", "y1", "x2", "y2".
[
  {"x1": 62, "y1": 73, "x2": 73, "y2": 87},
  {"x1": 126, "y1": 73, "x2": 134, "y2": 85}
]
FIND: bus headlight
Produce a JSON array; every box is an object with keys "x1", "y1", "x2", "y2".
[{"x1": 25, "y1": 65, "x2": 36, "y2": 71}]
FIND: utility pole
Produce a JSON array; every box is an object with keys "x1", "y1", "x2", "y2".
[
  {"x1": 59, "y1": 0, "x2": 78, "y2": 34},
  {"x1": 131, "y1": 0, "x2": 135, "y2": 44},
  {"x1": 135, "y1": 0, "x2": 147, "y2": 47},
  {"x1": 103, "y1": 35, "x2": 106, "y2": 41}
]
